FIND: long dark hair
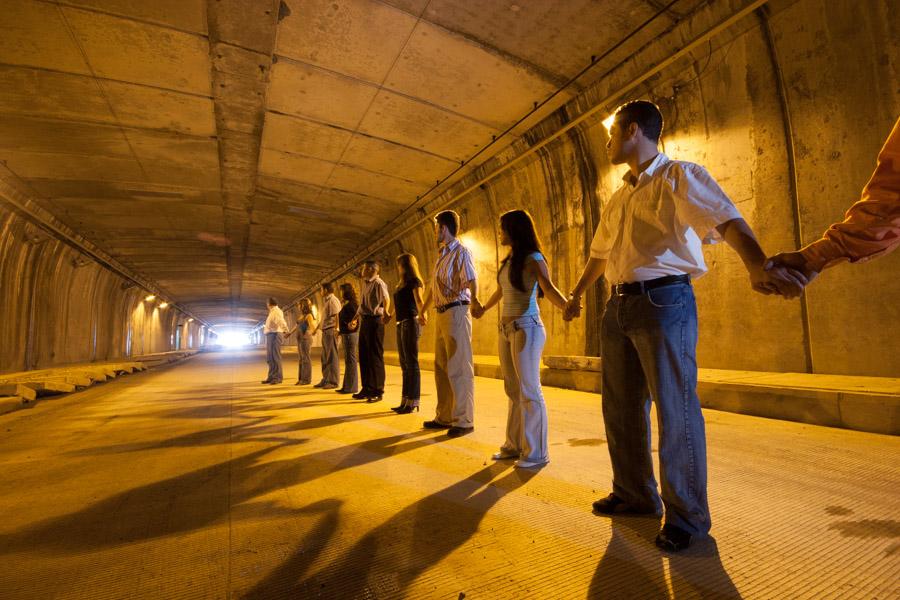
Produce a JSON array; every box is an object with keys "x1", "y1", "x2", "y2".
[
  {"x1": 499, "y1": 210, "x2": 544, "y2": 296},
  {"x1": 396, "y1": 253, "x2": 424, "y2": 289}
]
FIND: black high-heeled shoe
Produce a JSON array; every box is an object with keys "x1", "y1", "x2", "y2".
[{"x1": 395, "y1": 404, "x2": 419, "y2": 414}]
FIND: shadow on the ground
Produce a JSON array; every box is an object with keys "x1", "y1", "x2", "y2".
[
  {"x1": 588, "y1": 516, "x2": 741, "y2": 599},
  {"x1": 241, "y1": 464, "x2": 535, "y2": 599},
  {"x1": 0, "y1": 429, "x2": 438, "y2": 555}
]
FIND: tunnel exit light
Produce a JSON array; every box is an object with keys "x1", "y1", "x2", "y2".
[{"x1": 217, "y1": 330, "x2": 251, "y2": 348}]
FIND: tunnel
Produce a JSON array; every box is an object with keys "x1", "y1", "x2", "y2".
[{"x1": 0, "y1": 0, "x2": 898, "y2": 598}]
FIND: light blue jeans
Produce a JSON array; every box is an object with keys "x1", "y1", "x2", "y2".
[
  {"x1": 600, "y1": 281, "x2": 710, "y2": 537},
  {"x1": 498, "y1": 315, "x2": 548, "y2": 464}
]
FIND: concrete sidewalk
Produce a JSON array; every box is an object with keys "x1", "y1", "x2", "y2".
[
  {"x1": 385, "y1": 351, "x2": 900, "y2": 435},
  {"x1": 0, "y1": 349, "x2": 896, "y2": 599}
]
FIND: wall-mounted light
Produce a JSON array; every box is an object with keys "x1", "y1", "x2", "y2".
[
  {"x1": 159, "y1": 302, "x2": 169, "y2": 309},
  {"x1": 187, "y1": 318, "x2": 194, "y2": 323},
  {"x1": 145, "y1": 294, "x2": 156, "y2": 302}
]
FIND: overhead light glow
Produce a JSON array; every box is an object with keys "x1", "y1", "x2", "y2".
[
  {"x1": 159, "y1": 302, "x2": 169, "y2": 309},
  {"x1": 602, "y1": 113, "x2": 616, "y2": 133},
  {"x1": 145, "y1": 294, "x2": 157, "y2": 302},
  {"x1": 187, "y1": 318, "x2": 194, "y2": 323}
]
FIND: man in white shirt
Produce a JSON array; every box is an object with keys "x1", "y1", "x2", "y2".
[
  {"x1": 418, "y1": 210, "x2": 479, "y2": 438},
  {"x1": 565, "y1": 101, "x2": 806, "y2": 552},
  {"x1": 314, "y1": 282, "x2": 342, "y2": 389},
  {"x1": 262, "y1": 297, "x2": 288, "y2": 384}
]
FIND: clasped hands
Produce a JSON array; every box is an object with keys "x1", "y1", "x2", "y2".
[{"x1": 754, "y1": 251, "x2": 819, "y2": 299}]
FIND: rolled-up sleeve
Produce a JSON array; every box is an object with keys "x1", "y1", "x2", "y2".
[
  {"x1": 459, "y1": 248, "x2": 477, "y2": 284},
  {"x1": 672, "y1": 163, "x2": 742, "y2": 244},
  {"x1": 589, "y1": 206, "x2": 613, "y2": 259}
]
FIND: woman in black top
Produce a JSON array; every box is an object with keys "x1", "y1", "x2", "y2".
[
  {"x1": 392, "y1": 253, "x2": 424, "y2": 413},
  {"x1": 336, "y1": 283, "x2": 360, "y2": 394}
]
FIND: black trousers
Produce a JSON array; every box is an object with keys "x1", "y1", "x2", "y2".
[{"x1": 359, "y1": 316, "x2": 385, "y2": 395}]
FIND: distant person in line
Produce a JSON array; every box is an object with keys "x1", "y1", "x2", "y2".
[
  {"x1": 392, "y1": 253, "x2": 425, "y2": 414},
  {"x1": 336, "y1": 282, "x2": 360, "y2": 395},
  {"x1": 418, "y1": 210, "x2": 479, "y2": 438},
  {"x1": 474, "y1": 209, "x2": 568, "y2": 469},
  {"x1": 262, "y1": 297, "x2": 288, "y2": 385},
  {"x1": 354, "y1": 260, "x2": 392, "y2": 402},
  {"x1": 314, "y1": 282, "x2": 342, "y2": 390},
  {"x1": 765, "y1": 116, "x2": 900, "y2": 289},
  {"x1": 287, "y1": 298, "x2": 316, "y2": 385},
  {"x1": 563, "y1": 100, "x2": 807, "y2": 552}
]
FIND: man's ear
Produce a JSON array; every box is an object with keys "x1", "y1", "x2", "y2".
[{"x1": 625, "y1": 121, "x2": 641, "y2": 141}]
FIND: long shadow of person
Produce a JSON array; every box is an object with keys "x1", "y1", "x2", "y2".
[
  {"x1": 273, "y1": 464, "x2": 537, "y2": 599},
  {"x1": 588, "y1": 517, "x2": 741, "y2": 599},
  {"x1": 1, "y1": 430, "x2": 438, "y2": 555},
  {"x1": 240, "y1": 498, "x2": 344, "y2": 599}
]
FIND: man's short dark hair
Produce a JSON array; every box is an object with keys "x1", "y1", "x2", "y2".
[
  {"x1": 434, "y1": 210, "x2": 460, "y2": 237},
  {"x1": 614, "y1": 100, "x2": 664, "y2": 143},
  {"x1": 321, "y1": 282, "x2": 334, "y2": 293},
  {"x1": 364, "y1": 259, "x2": 380, "y2": 269},
  {"x1": 267, "y1": 297, "x2": 278, "y2": 307}
]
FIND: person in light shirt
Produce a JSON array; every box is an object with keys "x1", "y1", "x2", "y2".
[
  {"x1": 418, "y1": 210, "x2": 480, "y2": 438},
  {"x1": 314, "y1": 282, "x2": 342, "y2": 390},
  {"x1": 262, "y1": 297, "x2": 288, "y2": 385},
  {"x1": 564, "y1": 100, "x2": 806, "y2": 552}
]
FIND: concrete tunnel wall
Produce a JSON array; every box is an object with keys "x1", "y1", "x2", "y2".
[
  {"x1": 328, "y1": 0, "x2": 899, "y2": 378},
  {"x1": 0, "y1": 205, "x2": 205, "y2": 373},
  {"x1": 0, "y1": 0, "x2": 897, "y2": 378}
]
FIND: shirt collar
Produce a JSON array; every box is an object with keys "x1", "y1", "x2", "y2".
[
  {"x1": 440, "y1": 238, "x2": 460, "y2": 255},
  {"x1": 622, "y1": 152, "x2": 669, "y2": 187}
]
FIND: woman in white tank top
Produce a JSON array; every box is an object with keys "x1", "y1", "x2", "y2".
[{"x1": 474, "y1": 210, "x2": 568, "y2": 468}]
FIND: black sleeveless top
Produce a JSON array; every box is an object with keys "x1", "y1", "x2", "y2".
[{"x1": 393, "y1": 280, "x2": 421, "y2": 322}]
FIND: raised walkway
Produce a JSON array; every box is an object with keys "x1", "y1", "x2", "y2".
[{"x1": 0, "y1": 349, "x2": 896, "y2": 599}]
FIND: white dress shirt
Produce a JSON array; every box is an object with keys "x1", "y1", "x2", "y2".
[
  {"x1": 320, "y1": 293, "x2": 342, "y2": 330},
  {"x1": 432, "y1": 238, "x2": 477, "y2": 306},
  {"x1": 590, "y1": 153, "x2": 742, "y2": 283},
  {"x1": 263, "y1": 305, "x2": 288, "y2": 334},
  {"x1": 359, "y1": 276, "x2": 390, "y2": 316}
]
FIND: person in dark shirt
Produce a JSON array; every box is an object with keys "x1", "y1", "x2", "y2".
[
  {"x1": 392, "y1": 253, "x2": 425, "y2": 413},
  {"x1": 336, "y1": 283, "x2": 360, "y2": 395}
]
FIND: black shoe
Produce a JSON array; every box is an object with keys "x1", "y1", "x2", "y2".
[
  {"x1": 655, "y1": 524, "x2": 693, "y2": 552},
  {"x1": 423, "y1": 420, "x2": 451, "y2": 429},
  {"x1": 592, "y1": 493, "x2": 660, "y2": 516},
  {"x1": 366, "y1": 395, "x2": 383, "y2": 403},
  {"x1": 261, "y1": 380, "x2": 272, "y2": 384},
  {"x1": 395, "y1": 405, "x2": 419, "y2": 414},
  {"x1": 335, "y1": 388, "x2": 350, "y2": 394},
  {"x1": 352, "y1": 392, "x2": 368, "y2": 400},
  {"x1": 447, "y1": 426, "x2": 473, "y2": 438}
]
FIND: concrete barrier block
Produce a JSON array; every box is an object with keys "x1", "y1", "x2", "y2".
[
  {"x1": 0, "y1": 384, "x2": 37, "y2": 402},
  {"x1": 838, "y1": 393, "x2": 899, "y2": 435}
]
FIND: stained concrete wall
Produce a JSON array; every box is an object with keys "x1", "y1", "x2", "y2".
[
  {"x1": 0, "y1": 205, "x2": 203, "y2": 374},
  {"x1": 376, "y1": 0, "x2": 899, "y2": 378}
]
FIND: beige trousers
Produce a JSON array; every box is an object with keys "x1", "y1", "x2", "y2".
[{"x1": 433, "y1": 304, "x2": 474, "y2": 428}]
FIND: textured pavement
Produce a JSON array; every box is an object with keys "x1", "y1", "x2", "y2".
[{"x1": 0, "y1": 350, "x2": 897, "y2": 599}]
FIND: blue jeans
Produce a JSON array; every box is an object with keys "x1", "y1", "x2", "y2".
[{"x1": 600, "y1": 281, "x2": 710, "y2": 537}]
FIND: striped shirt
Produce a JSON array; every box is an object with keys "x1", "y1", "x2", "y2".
[
  {"x1": 359, "y1": 276, "x2": 390, "y2": 316},
  {"x1": 320, "y1": 293, "x2": 341, "y2": 330},
  {"x1": 432, "y1": 239, "x2": 477, "y2": 306}
]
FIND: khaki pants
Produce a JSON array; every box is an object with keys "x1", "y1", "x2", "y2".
[{"x1": 433, "y1": 304, "x2": 474, "y2": 428}]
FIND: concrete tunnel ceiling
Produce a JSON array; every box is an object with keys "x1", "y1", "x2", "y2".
[{"x1": 0, "y1": 0, "x2": 707, "y2": 327}]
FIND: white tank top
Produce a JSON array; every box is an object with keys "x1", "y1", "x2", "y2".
[{"x1": 499, "y1": 252, "x2": 543, "y2": 318}]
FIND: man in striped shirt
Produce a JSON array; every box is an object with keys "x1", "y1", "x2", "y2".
[{"x1": 418, "y1": 210, "x2": 479, "y2": 437}]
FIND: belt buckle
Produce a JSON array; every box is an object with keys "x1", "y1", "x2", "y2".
[{"x1": 615, "y1": 283, "x2": 627, "y2": 297}]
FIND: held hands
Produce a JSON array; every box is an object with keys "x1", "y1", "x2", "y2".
[
  {"x1": 417, "y1": 312, "x2": 428, "y2": 327},
  {"x1": 765, "y1": 251, "x2": 820, "y2": 289},
  {"x1": 471, "y1": 298, "x2": 485, "y2": 319},
  {"x1": 563, "y1": 294, "x2": 583, "y2": 321},
  {"x1": 748, "y1": 262, "x2": 808, "y2": 299}
]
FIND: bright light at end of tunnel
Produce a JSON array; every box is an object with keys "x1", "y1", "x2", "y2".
[{"x1": 217, "y1": 330, "x2": 251, "y2": 348}]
